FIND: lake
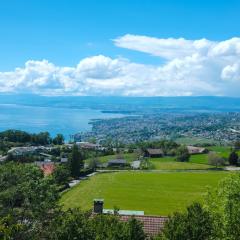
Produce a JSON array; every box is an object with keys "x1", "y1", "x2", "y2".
[{"x1": 0, "y1": 104, "x2": 125, "y2": 140}]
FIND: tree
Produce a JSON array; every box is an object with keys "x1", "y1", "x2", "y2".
[
  {"x1": 49, "y1": 209, "x2": 146, "y2": 240},
  {"x1": 91, "y1": 214, "x2": 132, "y2": 240},
  {"x1": 69, "y1": 144, "x2": 83, "y2": 178},
  {"x1": 175, "y1": 146, "x2": 190, "y2": 162},
  {"x1": 127, "y1": 217, "x2": 146, "y2": 240},
  {"x1": 234, "y1": 141, "x2": 240, "y2": 150},
  {"x1": 228, "y1": 151, "x2": 238, "y2": 166},
  {"x1": 32, "y1": 131, "x2": 52, "y2": 145},
  {"x1": 0, "y1": 163, "x2": 147, "y2": 240},
  {"x1": 160, "y1": 202, "x2": 213, "y2": 240},
  {"x1": 52, "y1": 165, "x2": 70, "y2": 186},
  {"x1": 208, "y1": 152, "x2": 225, "y2": 168},
  {"x1": 0, "y1": 162, "x2": 59, "y2": 239},
  {"x1": 0, "y1": 129, "x2": 31, "y2": 143},
  {"x1": 53, "y1": 134, "x2": 64, "y2": 145},
  {"x1": 205, "y1": 173, "x2": 240, "y2": 239},
  {"x1": 49, "y1": 209, "x2": 94, "y2": 240},
  {"x1": 88, "y1": 157, "x2": 100, "y2": 170}
]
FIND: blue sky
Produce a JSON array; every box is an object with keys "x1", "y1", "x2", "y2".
[
  {"x1": 0, "y1": 0, "x2": 239, "y2": 69},
  {"x1": 0, "y1": 0, "x2": 240, "y2": 96}
]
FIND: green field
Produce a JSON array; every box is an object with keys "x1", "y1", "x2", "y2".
[
  {"x1": 60, "y1": 171, "x2": 229, "y2": 215},
  {"x1": 87, "y1": 146, "x2": 235, "y2": 170},
  {"x1": 86, "y1": 153, "x2": 137, "y2": 164},
  {"x1": 175, "y1": 137, "x2": 217, "y2": 145},
  {"x1": 150, "y1": 155, "x2": 214, "y2": 170}
]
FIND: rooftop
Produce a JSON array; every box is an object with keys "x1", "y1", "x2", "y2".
[
  {"x1": 108, "y1": 159, "x2": 127, "y2": 164},
  {"x1": 103, "y1": 209, "x2": 144, "y2": 216},
  {"x1": 120, "y1": 215, "x2": 167, "y2": 236},
  {"x1": 146, "y1": 148, "x2": 164, "y2": 155}
]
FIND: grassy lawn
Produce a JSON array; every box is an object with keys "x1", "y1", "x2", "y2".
[
  {"x1": 60, "y1": 171, "x2": 229, "y2": 216},
  {"x1": 85, "y1": 153, "x2": 136, "y2": 164},
  {"x1": 189, "y1": 154, "x2": 209, "y2": 164},
  {"x1": 175, "y1": 137, "x2": 216, "y2": 145},
  {"x1": 208, "y1": 146, "x2": 233, "y2": 158},
  {"x1": 150, "y1": 155, "x2": 213, "y2": 170}
]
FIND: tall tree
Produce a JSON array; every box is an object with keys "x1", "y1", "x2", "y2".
[
  {"x1": 228, "y1": 151, "x2": 238, "y2": 166},
  {"x1": 205, "y1": 173, "x2": 240, "y2": 239},
  {"x1": 53, "y1": 134, "x2": 64, "y2": 145},
  {"x1": 208, "y1": 152, "x2": 225, "y2": 168},
  {"x1": 69, "y1": 144, "x2": 83, "y2": 178},
  {"x1": 175, "y1": 146, "x2": 190, "y2": 162}
]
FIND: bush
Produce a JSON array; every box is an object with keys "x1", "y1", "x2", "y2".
[
  {"x1": 175, "y1": 146, "x2": 190, "y2": 162},
  {"x1": 159, "y1": 203, "x2": 213, "y2": 240},
  {"x1": 208, "y1": 152, "x2": 225, "y2": 168}
]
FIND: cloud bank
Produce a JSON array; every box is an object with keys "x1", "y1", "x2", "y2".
[{"x1": 1, "y1": 34, "x2": 240, "y2": 96}]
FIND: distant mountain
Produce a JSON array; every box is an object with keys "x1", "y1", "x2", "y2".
[{"x1": 1, "y1": 94, "x2": 240, "y2": 113}]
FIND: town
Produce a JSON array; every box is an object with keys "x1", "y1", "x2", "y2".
[{"x1": 76, "y1": 112, "x2": 240, "y2": 145}]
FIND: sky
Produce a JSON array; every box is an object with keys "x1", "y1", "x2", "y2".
[{"x1": 0, "y1": 0, "x2": 240, "y2": 96}]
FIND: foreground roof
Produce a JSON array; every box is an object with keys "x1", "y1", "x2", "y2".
[
  {"x1": 120, "y1": 215, "x2": 168, "y2": 236},
  {"x1": 103, "y1": 209, "x2": 144, "y2": 216}
]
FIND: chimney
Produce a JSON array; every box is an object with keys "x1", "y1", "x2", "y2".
[{"x1": 93, "y1": 199, "x2": 104, "y2": 214}]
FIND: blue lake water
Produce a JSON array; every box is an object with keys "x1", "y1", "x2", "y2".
[{"x1": 0, "y1": 104, "x2": 125, "y2": 139}]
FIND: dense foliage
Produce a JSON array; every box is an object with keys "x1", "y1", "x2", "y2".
[
  {"x1": 228, "y1": 151, "x2": 238, "y2": 166},
  {"x1": 0, "y1": 162, "x2": 59, "y2": 239},
  {"x1": 0, "y1": 129, "x2": 64, "y2": 145},
  {"x1": 0, "y1": 162, "x2": 147, "y2": 240},
  {"x1": 175, "y1": 146, "x2": 190, "y2": 162},
  {"x1": 208, "y1": 152, "x2": 225, "y2": 168},
  {"x1": 159, "y1": 203, "x2": 213, "y2": 240}
]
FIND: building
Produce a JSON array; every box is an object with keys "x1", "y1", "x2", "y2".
[
  {"x1": 107, "y1": 159, "x2": 127, "y2": 167},
  {"x1": 187, "y1": 146, "x2": 208, "y2": 154},
  {"x1": 93, "y1": 199, "x2": 167, "y2": 237},
  {"x1": 60, "y1": 157, "x2": 68, "y2": 163},
  {"x1": 76, "y1": 141, "x2": 102, "y2": 150},
  {"x1": 7, "y1": 146, "x2": 37, "y2": 156},
  {"x1": 145, "y1": 148, "x2": 164, "y2": 158},
  {"x1": 35, "y1": 161, "x2": 55, "y2": 175}
]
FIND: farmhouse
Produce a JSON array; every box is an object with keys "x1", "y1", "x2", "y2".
[
  {"x1": 107, "y1": 159, "x2": 127, "y2": 167},
  {"x1": 145, "y1": 148, "x2": 164, "y2": 158},
  {"x1": 187, "y1": 146, "x2": 208, "y2": 154},
  {"x1": 93, "y1": 199, "x2": 167, "y2": 237}
]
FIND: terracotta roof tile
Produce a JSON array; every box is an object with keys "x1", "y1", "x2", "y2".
[{"x1": 120, "y1": 215, "x2": 167, "y2": 236}]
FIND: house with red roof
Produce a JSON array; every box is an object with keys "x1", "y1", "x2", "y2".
[{"x1": 93, "y1": 199, "x2": 167, "y2": 237}]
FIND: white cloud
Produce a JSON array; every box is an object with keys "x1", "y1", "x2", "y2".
[
  {"x1": 221, "y1": 63, "x2": 240, "y2": 81},
  {"x1": 114, "y1": 34, "x2": 215, "y2": 59},
  {"x1": 0, "y1": 35, "x2": 240, "y2": 96}
]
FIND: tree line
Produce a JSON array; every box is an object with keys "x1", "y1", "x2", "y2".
[{"x1": 0, "y1": 129, "x2": 64, "y2": 145}]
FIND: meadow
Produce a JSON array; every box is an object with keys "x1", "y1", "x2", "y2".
[
  {"x1": 86, "y1": 146, "x2": 235, "y2": 170},
  {"x1": 60, "y1": 171, "x2": 229, "y2": 215},
  {"x1": 175, "y1": 136, "x2": 217, "y2": 145}
]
